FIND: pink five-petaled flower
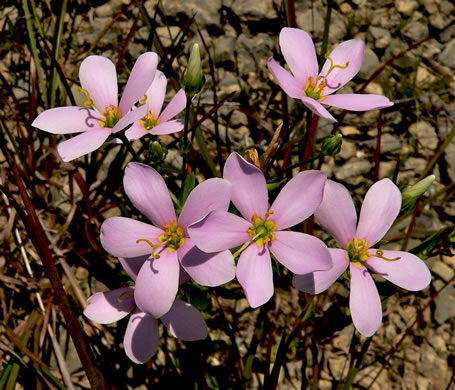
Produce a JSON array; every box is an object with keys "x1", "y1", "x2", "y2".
[
  {"x1": 123, "y1": 70, "x2": 187, "y2": 141},
  {"x1": 188, "y1": 152, "x2": 332, "y2": 308},
  {"x1": 293, "y1": 179, "x2": 432, "y2": 337},
  {"x1": 32, "y1": 52, "x2": 158, "y2": 161},
  {"x1": 84, "y1": 286, "x2": 207, "y2": 364},
  {"x1": 100, "y1": 162, "x2": 236, "y2": 319},
  {"x1": 267, "y1": 27, "x2": 393, "y2": 122}
]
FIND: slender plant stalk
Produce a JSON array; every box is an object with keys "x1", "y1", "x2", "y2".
[{"x1": 181, "y1": 99, "x2": 192, "y2": 182}]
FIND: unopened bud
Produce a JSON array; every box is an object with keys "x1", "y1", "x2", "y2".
[
  {"x1": 401, "y1": 175, "x2": 435, "y2": 213},
  {"x1": 184, "y1": 43, "x2": 204, "y2": 98},
  {"x1": 149, "y1": 141, "x2": 167, "y2": 162},
  {"x1": 321, "y1": 134, "x2": 342, "y2": 156}
]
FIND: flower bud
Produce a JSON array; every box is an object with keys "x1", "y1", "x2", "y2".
[
  {"x1": 401, "y1": 175, "x2": 435, "y2": 213},
  {"x1": 184, "y1": 43, "x2": 204, "y2": 98},
  {"x1": 149, "y1": 141, "x2": 167, "y2": 162},
  {"x1": 321, "y1": 134, "x2": 342, "y2": 156}
]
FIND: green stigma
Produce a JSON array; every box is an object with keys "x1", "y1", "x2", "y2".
[
  {"x1": 99, "y1": 105, "x2": 122, "y2": 129},
  {"x1": 346, "y1": 238, "x2": 401, "y2": 268},
  {"x1": 247, "y1": 211, "x2": 277, "y2": 247}
]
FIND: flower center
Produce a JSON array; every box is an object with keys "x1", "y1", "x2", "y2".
[
  {"x1": 303, "y1": 55, "x2": 350, "y2": 101},
  {"x1": 346, "y1": 237, "x2": 401, "y2": 268},
  {"x1": 346, "y1": 238, "x2": 369, "y2": 267},
  {"x1": 99, "y1": 105, "x2": 122, "y2": 129},
  {"x1": 136, "y1": 220, "x2": 184, "y2": 259},
  {"x1": 247, "y1": 210, "x2": 277, "y2": 247},
  {"x1": 140, "y1": 110, "x2": 160, "y2": 130}
]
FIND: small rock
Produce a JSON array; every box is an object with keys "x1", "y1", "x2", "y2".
[
  {"x1": 396, "y1": 0, "x2": 419, "y2": 16},
  {"x1": 435, "y1": 285, "x2": 455, "y2": 324},
  {"x1": 416, "y1": 376, "x2": 431, "y2": 390},
  {"x1": 335, "y1": 159, "x2": 372, "y2": 181},
  {"x1": 340, "y1": 3, "x2": 353, "y2": 14},
  {"x1": 430, "y1": 260, "x2": 454, "y2": 282},
  {"x1": 364, "y1": 82, "x2": 384, "y2": 95},
  {"x1": 296, "y1": 9, "x2": 324, "y2": 35},
  {"x1": 427, "y1": 333, "x2": 447, "y2": 355},
  {"x1": 381, "y1": 133, "x2": 401, "y2": 153},
  {"x1": 438, "y1": 39, "x2": 455, "y2": 68},
  {"x1": 369, "y1": 26, "x2": 391, "y2": 49},
  {"x1": 409, "y1": 121, "x2": 438, "y2": 150},
  {"x1": 430, "y1": 13, "x2": 446, "y2": 29},
  {"x1": 403, "y1": 21, "x2": 429, "y2": 42},
  {"x1": 416, "y1": 66, "x2": 436, "y2": 86},
  {"x1": 213, "y1": 36, "x2": 236, "y2": 64},
  {"x1": 358, "y1": 47, "x2": 379, "y2": 79},
  {"x1": 341, "y1": 126, "x2": 361, "y2": 136}
]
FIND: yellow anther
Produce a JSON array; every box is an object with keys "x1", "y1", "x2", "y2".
[
  {"x1": 141, "y1": 110, "x2": 161, "y2": 131},
  {"x1": 140, "y1": 94, "x2": 147, "y2": 105},
  {"x1": 99, "y1": 105, "x2": 122, "y2": 129},
  {"x1": 247, "y1": 210, "x2": 277, "y2": 247}
]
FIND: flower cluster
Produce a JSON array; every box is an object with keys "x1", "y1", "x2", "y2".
[{"x1": 31, "y1": 28, "x2": 432, "y2": 364}]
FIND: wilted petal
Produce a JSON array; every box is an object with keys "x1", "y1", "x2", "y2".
[
  {"x1": 118, "y1": 52, "x2": 158, "y2": 115},
  {"x1": 314, "y1": 179, "x2": 357, "y2": 248},
  {"x1": 293, "y1": 248, "x2": 349, "y2": 294},
  {"x1": 320, "y1": 39, "x2": 364, "y2": 95},
  {"x1": 159, "y1": 89, "x2": 186, "y2": 123},
  {"x1": 356, "y1": 178, "x2": 401, "y2": 247},
  {"x1": 178, "y1": 178, "x2": 231, "y2": 232},
  {"x1": 279, "y1": 27, "x2": 318, "y2": 85},
  {"x1": 161, "y1": 300, "x2": 208, "y2": 341},
  {"x1": 119, "y1": 255, "x2": 149, "y2": 281},
  {"x1": 84, "y1": 287, "x2": 135, "y2": 324},
  {"x1": 187, "y1": 210, "x2": 251, "y2": 252},
  {"x1": 124, "y1": 309, "x2": 159, "y2": 364},
  {"x1": 322, "y1": 94, "x2": 394, "y2": 111},
  {"x1": 350, "y1": 263, "x2": 382, "y2": 337},
  {"x1": 32, "y1": 107, "x2": 103, "y2": 134},
  {"x1": 270, "y1": 231, "x2": 332, "y2": 274},
  {"x1": 301, "y1": 96, "x2": 336, "y2": 122},
  {"x1": 79, "y1": 55, "x2": 118, "y2": 112},
  {"x1": 57, "y1": 128, "x2": 110, "y2": 161},
  {"x1": 112, "y1": 104, "x2": 149, "y2": 133},
  {"x1": 124, "y1": 162, "x2": 176, "y2": 228},
  {"x1": 271, "y1": 170, "x2": 326, "y2": 230},
  {"x1": 267, "y1": 58, "x2": 304, "y2": 99},
  {"x1": 178, "y1": 239, "x2": 235, "y2": 286},
  {"x1": 223, "y1": 152, "x2": 268, "y2": 220},
  {"x1": 100, "y1": 217, "x2": 163, "y2": 258},
  {"x1": 366, "y1": 250, "x2": 431, "y2": 291},
  {"x1": 134, "y1": 253, "x2": 180, "y2": 318},
  {"x1": 150, "y1": 120, "x2": 184, "y2": 135},
  {"x1": 237, "y1": 244, "x2": 273, "y2": 308}
]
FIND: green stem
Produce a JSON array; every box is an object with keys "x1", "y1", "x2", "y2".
[
  {"x1": 181, "y1": 99, "x2": 192, "y2": 182},
  {"x1": 195, "y1": 127, "x2": 219, "y2": 177}
]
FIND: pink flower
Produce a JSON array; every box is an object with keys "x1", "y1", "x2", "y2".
[
  {"x1": 84, "y1": 284, "x2": 206, "y2": 364},
  {"x1": 293, "y1": 179, "x2": 432, "y2": 337},
  {"x1": 32, "y1": 52, "x2": 158, "y2": 161},
  {"x1": 123, "y1": 70, "x2": 187, "y2": 141},
  {"x1": 267, "y1": 27, "x2": 393, "y2": 122},
  {"x1": 188, "y1": 153, "x2": 332, "y2": 308},
  {"x1": 100, "y1": 162, "x2": 236, "y2": 318}
]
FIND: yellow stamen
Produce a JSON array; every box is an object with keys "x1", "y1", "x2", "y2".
[
  {"x1": 141, "y1": 110, "x2": 161, "y2": 131},
  {"x1": 136, "y1": 238, "x2": 161, "y2": 259},
  {"x1": 247, "y1": 210, "x2": 277, "y2": 247},
  {"x1": 99, "y1": 105, "x2": 122, "y2": 129},
  {"x1": 346, "y1": 238, "x2": 401, "y2": 267}
]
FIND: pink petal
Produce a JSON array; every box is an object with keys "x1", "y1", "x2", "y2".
[
  {"x1": 223, "y1": 152, "x2": 268, "y2": 220},
  {"x1": 123, "y1": 162, "x2": 176, "y2": 228},
  {"x1": 365, "y1": 250, "x2": 431, "y2": 291},
  {"x1": 187, "y1": 210, "x2": 251, "y2": 253},
  {"x1": 293, "y1": 248, "x2": 349, "y2": 294},
  {"x1": 267, "y1": 58, "x2": 304, "y2": 99},
  {"x1": 160, "y1": 300, "x2": 208, "y2": 341},
  {"x1": 118, "y1": 52, "x2": 158, "y2": 115},
  {"x1": 158, "y1": 89, "x2": 187, "y2": 123},
  {"x1": 150, "y1": 120, "x2": 184, "y2": 135},
  {"x1": 237, "y1": 244, "x2": 273, "y2": 308},
  {"x1": 79, "y1": 55, "x2": 118, "y2": 112},
  {"x1": 301, "y1": 96, "x2": 336, "y2": 122},
  {"x1": 124, "y1": 309, "x2": 159, "y2": 364},
  {"x1": 349, "y1": 263, "x2": 382, "y2": 337},
  {"x1": 314, "y1": 179, "x2": 357, "y2": 248},
  {"x1": 279, "y1": 27, "x2": 318, "y2": 86},
  {"x1": 270, "y1": 231, "x2": 332, "y2": 274},
  {"x1": 57, "y1": 127, "x2": 110, "y2": 161},
  {"x1": 320, "y1": 39, "x2": 364, "y2": 95},
  {"x1": 178, "y1": 178, "x2": 231, "y2": 233},
  {"x1": 84, "y1": 287, "x2": 135, "y2": 324},
  {"x1": 322, "y1": 94, "x2": 394, "y2": 111},
  {"x1": 134, "y1": 253, "x2": 180, "y2": 318},
  {"x1": 123, "y1": 121, "x2": 148, "y2": 141},
  {"x1": 145, "y1": 70, "x2": 167, "y2": 119},
  {"x1": 100, "y1": 217, "x2": 163, "y2": 258},
  {"x1": 119, "y1": 255, "x2": 149, "y2": 281},
  {"x1": 112, "y1": 104, "x2": 149, "y2": 133},
  {"x1": 356, "y1": 178, "x2": 401, "y2": 247},
  {"x1": 32, "y1": 107, "x2": 103, "y2": 134},
  {"x1": 271, "y1": 170, "x2": 326, "y2": 230},
  {"x1": 178, "y1": 239, "x2": 235, "y2": 286}
]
